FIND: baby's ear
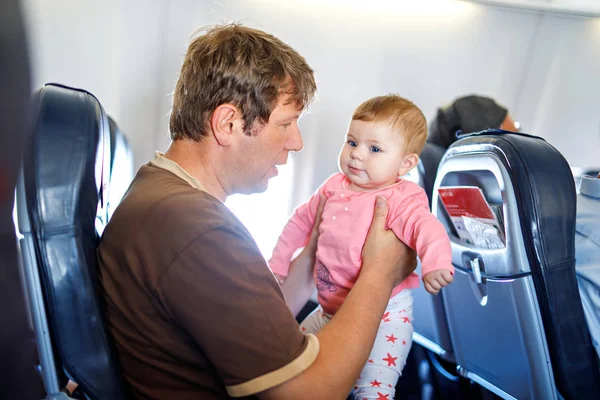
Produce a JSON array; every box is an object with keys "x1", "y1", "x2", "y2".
[{"x1": 399, "y1": 153, "x2": 419, "y2": 176}]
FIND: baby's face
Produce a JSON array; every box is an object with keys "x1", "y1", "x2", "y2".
[{"x1": 338, "y1": 119, "x2": 411, "y2": 191}]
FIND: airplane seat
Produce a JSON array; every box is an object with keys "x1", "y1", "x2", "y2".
[
  {"x1": 433, "y1": 128, "x2": 600, "y2": 399},
  {"x1": 400, "y1": 140, "x2": 461, "y2": 399},
  {"x1": 107, "y1": 116, "x2": 134, "y2": 220},
  {"x1": 17, "y1": 83, "x2": 131, "y2": 399},
  {"x1": 418, "y1": 141, "x2": 447, "y2": 205},
  {"x1": 411, "y1": 140, "x2": 455, "y2": 362}
]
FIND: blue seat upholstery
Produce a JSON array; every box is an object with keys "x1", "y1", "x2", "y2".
[
  {"x1": 17, "y1": 83, "x2": 130, "y2": 399},
  {"x1": 433, "y1": 129, "x2": 600, "y2": 399}
]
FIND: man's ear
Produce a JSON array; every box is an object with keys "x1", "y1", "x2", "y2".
[
  {"x1": 398, "y1": 153, "x2": 419, "y2": 176},
  {"x1": 210, "y1": 104, "x2": 242, "y2": 147}
]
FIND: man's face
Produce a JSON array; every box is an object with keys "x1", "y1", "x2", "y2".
[{"x1": 231, "y1": 96, "x2": 304, "y2": 195}]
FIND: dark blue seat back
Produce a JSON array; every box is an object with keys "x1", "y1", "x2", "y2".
[
  {"x1": 434, "y1": 129, "x2": 600, "y2": 399},
  {"x1": 18, "y1": 83, "x2": 130, "y2": 399}
]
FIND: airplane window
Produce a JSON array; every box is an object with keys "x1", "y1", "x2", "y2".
[{"x1": 226, "y1": 159, "x2": 295, "y2": 260}]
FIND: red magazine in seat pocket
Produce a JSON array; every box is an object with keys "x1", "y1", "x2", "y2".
[
  {"x1": 438, "y1": 186, "x2": 504, "y2": 247},
  {"x1": 438, "y1": 187, "x2": 495, "y2": 220}
]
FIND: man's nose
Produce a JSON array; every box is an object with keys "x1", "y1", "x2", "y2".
[{"x1": 286, "y1": 125, "x2": 303, "y2": 152}]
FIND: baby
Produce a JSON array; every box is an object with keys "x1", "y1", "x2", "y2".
[{"x1": 269, "y1": 94, "x2": 454, "y2": 399}]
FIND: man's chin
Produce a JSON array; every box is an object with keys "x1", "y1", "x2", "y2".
[
  {"x1": 252, "y1": 183, "x2": 269, "y2": 194},
  {"x1": 236, "y1": 180, "x2": 269, "y2": 195}
]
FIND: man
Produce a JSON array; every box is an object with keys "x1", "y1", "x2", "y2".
[
  {"x1": 98, "y1": 24, "x2": 416, "y2": 399},
  {"x1": 575, "y1": 172, "x2": 600, "y2": 360}
]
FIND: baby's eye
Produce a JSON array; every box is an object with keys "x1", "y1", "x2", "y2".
[
  {"x1": 347, "y1": 140, "x2": 357, "y2": 147},
  {"x1": 370, "y1": 146, "x2": 381, "y2": 153}
]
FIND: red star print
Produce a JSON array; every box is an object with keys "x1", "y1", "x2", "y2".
[
  {"x1": 370, "y1": 379, "x2": 381, "y2": 387},
  {"x1": 385, "y1": 334, "x2": 398, "y2": 344},
  {"x1": 377, "y1": 393, "x2": 390, "y2": 400},
  {"x1": 301, "y1": 327, "x2": 306, "y2": 331},
  {"x1": 402, "y1": 317, "x2": 411, "y2": 324},
  {"x1": 402, "y1": 340, "x2": 407, "y2": 345},
  {"x1": 399, "y1": 309, "x2": 406, "y2": 314},
  {"x1": 382, "y1": 353, "x2": 398, "y2": 367},
  {"x1": 382, "y1": 312, "x2": 391, "y2": 322},
  {"x1": 368, "y1": 359, "x2": 374, "y2": 363},
  {"x1": 388, "y1": 384, "x2": 393, "y2": 388}
]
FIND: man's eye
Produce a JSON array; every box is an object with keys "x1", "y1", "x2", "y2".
[
  {"x1": 370, "y1": 146, "x2": 381, "y2": 153},
  {"x1": 347, "y1": 141, "x2": 357, "y2": 147},
  {"x1": 281, "y1": 123, "x2": 291, "y2": 129}
]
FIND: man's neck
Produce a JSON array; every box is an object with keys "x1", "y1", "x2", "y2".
[{"x1": 162, "y1": 139, "x2": 228, "y2": 202}]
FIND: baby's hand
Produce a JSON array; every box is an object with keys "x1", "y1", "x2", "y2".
[{"x1": 423, "y1": 269, "x2": 454, "y2": 295}]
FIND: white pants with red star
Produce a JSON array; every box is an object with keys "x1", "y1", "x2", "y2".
[{"x1": 299, "y1": 289, "x2": 414, "y2": 400}]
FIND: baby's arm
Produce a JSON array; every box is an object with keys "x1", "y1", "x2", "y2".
[
  {"x1": 389, "y1": 189, "x2": 454, "y2": 294},
  {"x1": 268, "y1": 185, "x2": 326, "y2": 282}
]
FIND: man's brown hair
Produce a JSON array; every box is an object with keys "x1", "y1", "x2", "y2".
[
  {"x1": 353, "y1": 94, "x2": 428, "y2": 154},
  {"x1": 169, "y1": 23, "x2": 316, "y2": 141}
]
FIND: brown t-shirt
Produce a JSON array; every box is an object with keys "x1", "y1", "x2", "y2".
[{"x1": 97, "y1": 153, "x2": 319, "y2": 399}]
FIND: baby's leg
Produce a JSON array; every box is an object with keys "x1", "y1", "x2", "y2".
[
  {"x1": 299, "y1": 304, "x2": 331, "y2": 335},
  {"x1": 353, "y1": 291, "x2": 414, "y2": 400}
]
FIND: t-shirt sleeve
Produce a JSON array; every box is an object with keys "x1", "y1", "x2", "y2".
[{"x1": 156, "y1": 225, "x2": 319, "y2": 397}]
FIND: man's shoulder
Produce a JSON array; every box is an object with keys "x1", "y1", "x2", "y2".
[{"x1": 111, "y1": 164, "x2": 241, "y2": 238}]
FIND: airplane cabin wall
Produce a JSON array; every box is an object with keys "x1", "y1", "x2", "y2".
[
  {"x1": 21, "y1": 0, "x2": 600, "y2": 210},
  {"x1": 22, "y1": 0, "x2": 168, "y2": 173}
]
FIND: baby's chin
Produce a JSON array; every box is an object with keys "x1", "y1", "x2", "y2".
[{"x1": 346, "y1": 175, "x2": 392, "y2": 192}]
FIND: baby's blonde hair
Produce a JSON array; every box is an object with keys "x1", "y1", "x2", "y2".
[{"x1": 352, "y1": 94, "x2": 428, "y2": 154}]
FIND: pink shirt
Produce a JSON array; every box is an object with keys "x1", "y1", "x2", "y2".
[{"x1": 269, "y1": 172, "x2": 453, "y2": 315}]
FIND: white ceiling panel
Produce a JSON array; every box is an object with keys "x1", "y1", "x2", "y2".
[{"x1": 468, "y1": 0, "x2": 600, "y2": 17}]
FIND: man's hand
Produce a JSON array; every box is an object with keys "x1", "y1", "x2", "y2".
[
  {"x1": 423, "y1": 269, "x2": 454, "y2": 295},
  {"x1": 361, "y1": 196, "x2": 417, "y2": 289}
]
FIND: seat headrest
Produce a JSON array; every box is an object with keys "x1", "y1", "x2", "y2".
[{"x1": 25, "y1": 83, "x2": 110, "y2": 233}]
